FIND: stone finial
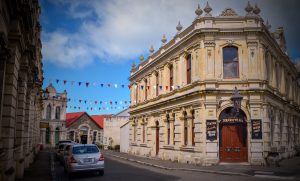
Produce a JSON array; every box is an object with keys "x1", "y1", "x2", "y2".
[
  {"x1": 204, "y1": 2, "x2": 212, "y2": 17},
  {"x1": 266, "y1": 19, "x2": 271, "y2": 30},
  {"x1": 253, "y1": 3, "x2": 261, "y2": 15},
  {"x1": 245, "y1": 1, "x2": 253, "y2": 15},
  {"x1": 131, "y1": 61, "x2": 136, "y2": 69},
  {"x1": 161, "y1": 34, "x2": 167, "y2": 45},
  {"x1": 176, "y1": 21, "x2": 183, "y2": 33},
  {"x1": 195, "y1": 4, "x2": 203, "y2": 17},
  {"x1": 149, "y1": 45, "x2": 154, "y2": 54},
  {"x1": 139, "y1": 54, "x2": 144, "y2": 63}
]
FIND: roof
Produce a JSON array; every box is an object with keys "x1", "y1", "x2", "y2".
[
  {"x1": 66, "y1": 112, "x2": 112, "y2": 129},
  {"x1": 112, "y1": 108, "x2": 129, "y2": 117},
  {"x1": 90, "y1": 114, "x2": 112, "y2": 128},
  {"x1": 66, "y1": 112, "x2": 85, "y2": 127}
]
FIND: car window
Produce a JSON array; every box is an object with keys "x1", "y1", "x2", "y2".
[{"x1": 72, "y1": 146, "x2": 99, "y2": 154}]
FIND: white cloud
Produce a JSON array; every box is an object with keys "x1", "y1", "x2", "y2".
[{"x1": 42, "y1": 0, "x2": 300, "y2": 68}]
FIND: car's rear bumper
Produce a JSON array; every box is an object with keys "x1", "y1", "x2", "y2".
[{"x1": 68, "y1": 161, "x2": 104, "y2": 173}]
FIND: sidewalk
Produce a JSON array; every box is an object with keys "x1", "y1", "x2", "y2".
[
  {"x1": 21, "y1": 148, "x2": 53, "y2": 181},
  {"x1": 103, "y1": 150, "x2": 300, "y2": 180}
]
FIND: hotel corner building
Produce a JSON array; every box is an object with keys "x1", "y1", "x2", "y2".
[
  {"x1": 0, "y1": 0, "x2": 43, "y2": 180},
  {"x1": 128, "y1": 2, "x2": 300, "y2": 166}
]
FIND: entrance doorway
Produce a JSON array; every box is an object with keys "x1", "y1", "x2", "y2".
[
  {"x1": 155, "y1": 121, "x2": 159, "y2": 155},
  {"x1": 219, "y1": 107, "x2": 248, "y2": 162},
  {"x1": 81, "y1": 135, "x2": 87, "y2": 144}
]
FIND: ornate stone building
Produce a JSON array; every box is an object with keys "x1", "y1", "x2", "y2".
[
  {"x1": 66, "y1": 112, "x2": 109, "y2": 145},
  {"x1": 40, "y1": 83, "x2": 67, "y2": 147},
  {"x1": 0, "y1": 0, "x2": 43, "y2": 180},
  {"x1": 128, "y1": 2, "x2": 300, "y2": 166}
]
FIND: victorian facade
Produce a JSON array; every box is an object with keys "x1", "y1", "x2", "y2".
[
  {"x1": 40, "y1": 83, "x2": 67, "y2": 147},
  {"x1": 66, "y1": 112, "x2": 110, "y2": 145},
  {"x1": 128, "y1": 2, "x2": 300, "y2": 166},
  {"x1": 104, "y1": 109, "x2": 129, "y2": 149},
  {"x1": 0, "y1": 0, "x2": 43, "y2": 180}
]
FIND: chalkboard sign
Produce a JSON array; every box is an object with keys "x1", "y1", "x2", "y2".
[
  {"x1": 206, "y1": 120, "x2": 217, "y2": 141},
  {"x1": 251, "y1": 119, "x2": 262, "y2": 139}
]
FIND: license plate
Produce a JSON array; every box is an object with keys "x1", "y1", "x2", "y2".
[{"x1": 83, "y1": 158, "x2": 93, "y2": 163}]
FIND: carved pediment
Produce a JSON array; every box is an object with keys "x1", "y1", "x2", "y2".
[{"x1": 219, "y1": 8, "x2": 238, "y2": 17}]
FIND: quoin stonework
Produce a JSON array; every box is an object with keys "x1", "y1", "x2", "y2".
[
  {"x1": 128, "y1": 2, "x2": 300, "y2": 166},
  {"x1": 0, "y1": 0, "x2": 43, "y2": 180}
]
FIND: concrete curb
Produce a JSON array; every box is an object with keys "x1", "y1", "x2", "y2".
[
  {"x1": 105, "y1": 153, "x2": 251, "y2": 177},
  {"x1": 50, "y1": 151, "x2": 56, "y2": 181}
]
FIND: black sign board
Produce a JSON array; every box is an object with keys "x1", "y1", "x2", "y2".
[
  {"x1": 206, "y1": 120, "x2": 217, "y2": 141},
  {"x1": 251, "y1": 119, "x2": 262, "y2": 139}
]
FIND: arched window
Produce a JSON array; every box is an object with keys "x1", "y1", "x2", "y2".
[
  {"x1": 223, "y1": 46, "x2": 239, "y2": 78},
  {"x1": 55, "y1": 106, "x2": 60, "y2": 119},
  {"x1": 169, "y1": 65, "x2": 173, "y2": 91},
  {"x1": 187, "y1": 54, "x2": 191, "y2": 84},
  {"x1": 46, "y1": 104, "x2": 51, "y2": 119}
]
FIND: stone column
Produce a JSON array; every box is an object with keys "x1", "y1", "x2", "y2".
[
  {"x1": 186, "y1": 110, "x2": 194, "y2": 146},
  {"x1": 179, "y1": 112, "x2": 185, "y2": 146},
  {"x1": 169, "y1": 114, "x2": 175, "y2": 145},
  {"x1": 15, "y1": 70, "x2": 28, "y2": 179},
  {"x1": 163, "y1": 115, "x2": 168, "y2": 145}
]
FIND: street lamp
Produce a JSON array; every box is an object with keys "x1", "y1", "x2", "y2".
[{"x1": 230, "y1": 87, "x2": 243, "y2": 115}]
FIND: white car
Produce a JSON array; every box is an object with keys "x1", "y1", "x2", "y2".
[{"x1": 64, "y1": 144, "x2": 104, "y2": 177}]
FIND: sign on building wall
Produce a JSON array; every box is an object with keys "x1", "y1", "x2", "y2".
[
  {"x1": 206, "y1": 120, "x2": 217, "y2": 141},
  {"x1": 40, "y1": 122, "x2": 49, "y2": 128},
  {"x1": 251, "y1": 119, "x2": 262, "y2": 139}
]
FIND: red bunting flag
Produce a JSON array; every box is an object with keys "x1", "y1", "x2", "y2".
[
  {"x1": 110, "y1": 101, "x2": 112, "y2": 105},
  {"x1": 107, "y1": 84, "x2": 111, "y2": 87},
  {"x1": 128, "y1": 85, "x2": 131, "y2": 89},
  {"x1": 166, "y1": 86, "x2": 168, "y2": 90},
  {"x1": 147, "y1": 86, "x2": 150, "y2": 90},
  {"x1": 64, "y1": 80, "x2": 67, "y2": 84},
  {"x1": 95, "y1": 101, "x2": 98, "y2": 104}
]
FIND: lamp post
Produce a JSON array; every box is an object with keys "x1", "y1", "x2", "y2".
[{"x1": 230, "y1": 87, "x2": 243, "y2": 115}]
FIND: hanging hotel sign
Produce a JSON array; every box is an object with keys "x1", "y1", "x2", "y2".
[
  {"x1": 221, "y1": 118, "x2": 244, "y2": 124},
  {"x1": 206, "y1": 120, "x2": 217, "y2": 141},
  {"x1": 251, "y1": 119, "x2": 262, "y2": 139},
  {"x1": 40, "y1": 122, "x2": 49, "y2": 128}
]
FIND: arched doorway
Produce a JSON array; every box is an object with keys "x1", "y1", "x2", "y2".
[
  {"x1": 155, "y1": 121, "x2": 160, "y2": 155},
  {"x1": 219, "y1": 107, "x2": 248, "y2": 162},
  {"x1": 80, "y1": 126, "x2": 89, "y2": 144},
  {"x1": 55, "y1": 127, "x2": 60, "y2": 144}
]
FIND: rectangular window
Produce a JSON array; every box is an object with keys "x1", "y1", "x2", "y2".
[
  {"x1": 187, "y1": 55, "x2": 191, "y2": 84},
  {"x1": 170, "y1": 66, "x2": 173, "y2": 91},
  {"x1": 223, "y1": 46, "x2": 239, "y2": 78}
]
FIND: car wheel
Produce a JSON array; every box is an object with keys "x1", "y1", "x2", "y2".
[
  {"x1": 98, "y1": 170, "x2": 104, "y2": 176},
  {"x1": 67, "y1": 172, "x2": 73, "y2": 179}
]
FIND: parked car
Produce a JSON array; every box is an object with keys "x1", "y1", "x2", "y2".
[{"x1": 64, "y1": 144, "x2": 104, "y2": 177}]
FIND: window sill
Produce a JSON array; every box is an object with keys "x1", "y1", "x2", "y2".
[
  {"x1": 130, "y1": 143, "x2": 137, "y2": 146},
  {"x1": 162, "y1": 145, "x2": 175, "y2": 150},
  {"x1": 179, "y1": 145, "x2": 195, "y2": 152},
  {"x1": 140, "y1": 143, "x2": 148, "y2": 147}
]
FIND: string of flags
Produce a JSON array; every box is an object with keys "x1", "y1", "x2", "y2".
[
  {"x1": 49, "y1": 79, "x2": 182, "y2": 90},
  {"x1": 67, "y1": 98, "x2": 131, "y2": 105},
  {"x1": 67, "y1": 105, "x2": 129, "y2": 111}
]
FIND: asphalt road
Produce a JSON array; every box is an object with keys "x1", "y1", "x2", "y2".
[{"x1": 55, "y1": 156, "x2": 270, "y2": 181}]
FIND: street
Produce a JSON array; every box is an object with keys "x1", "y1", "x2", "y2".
[{"x1": 54, "y1": 155, "x2": 269, "y2": 181}]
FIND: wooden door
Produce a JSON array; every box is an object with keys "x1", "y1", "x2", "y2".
[
  {"x1": 220, "y1": 124, "x2": 247, "y2": 162},
  {"x1": 156, "y1": 127, "x2": 159, "y2": 155}
]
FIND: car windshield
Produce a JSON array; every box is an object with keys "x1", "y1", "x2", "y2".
[
  {"x1": 58, "y1": 145, "x2": 64, "y2": 149},
  {"x1": 72, "y1": 146, "x2": 99, "y2": 154}
]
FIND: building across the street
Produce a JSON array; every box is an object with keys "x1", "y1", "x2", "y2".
[
  {"x1": 120, "y1": 120, "x2": 130, "y2": 153},
  {"x1": 128, "y1": 2, "x2": 300, "y2": 166},
  {"x1": 104, "y1": 109, "x2": 129, "y2": 149},
  {"x1": 0, "y1": 0, "x2": 43, "y2": 180},
  {"x1": 66, "y1": 112, "x2": 110, "y2": 145},
  {"x1": 40, "y1": 83, "x2": 67, "y2": 147}
]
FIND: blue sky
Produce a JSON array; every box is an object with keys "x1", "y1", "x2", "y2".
[{"x1": 40, "y1": 0, "x2": 300, "y2": 115}]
